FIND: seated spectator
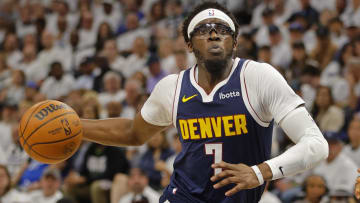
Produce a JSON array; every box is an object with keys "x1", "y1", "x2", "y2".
[
  {"x1": 0, "y1": 103, "x2": 18, "y2": 152},
  {"x1": 257, "y1": 45, "x2": 272, "y2": 64},
  {"x1": 118, "y1": 167, "x2": 160, "y2": 203},
  {"x1": 311, "y1": 85, "x2": 344, "y2": 132},
  {"x1": 139, "y1": 132, "x2": 174, "y2": 191},
  {"x1": 0, "y1": 69, "x2": 26, "y2": 105},
  {"x1": 313, "y1": 131, "x2": 358, "y2": 194},
  {"x1": 101, "y1": 39, "x2": 126, "y2": 74},
  {"x1": 74, "y1": 57, "x2": 97, "y2": 90},
  {"x1": 15, "y1": 159, "x2": 48, "y2": 192},
  {"x1": 0, "y1": 164, "x2": 28, "y2": 203},
  {"x1": 121, "y1": 79, "x2": 143, "y2": 119},
  {"x1": 300, "y1": 65, "x2": 321, "y2": 110},
  {"x1": 268, "y1": 25, "x2": 292, "y2": 69},
  {"x1": 18, "y1": 44, "x2": 45, "y2": 85},
  {"x1": 343, "y1": 115, "x2": 360, "y2": 167},
  {"x1": 310, "y1": 26, "x2": 337, "y2": 70},
  {"x1": 28, "y1": 168, "x2": 63, "y2": 203},
  {"x1": 40, "y1": 62, "x2": 75, "y2": 100},
  {"x1": 294, "y1": 174, "x2": 328, "y2": 203},
  {"x1": 95, "y1": 22, "x2": 114, "y2": 53},
  {"x1": 0, "y1": 54, "x2": 11, "y2": 90},
  {"x1": 98, "y1": 71, "x2": 125, "y2": 113},
  {"x1": 123, "y1": 37, "x2": 149, "y2": 78},
  {"x1": 146, "y1": 54, "x2": 168, "y2": 93},
  {"x1": 64, "y1": 143, "x2": 129, "y2": 203},
  {"x1": 2, "y1": 32, "x2": 22, "y2": 69},
  {"x1": 154, "y1": 133, "x2": 182, "y2": 188}
]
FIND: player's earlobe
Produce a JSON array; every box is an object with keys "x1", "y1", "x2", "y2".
[{"x1": 187, "y1": 42, "x2": 193, "y2": 53}]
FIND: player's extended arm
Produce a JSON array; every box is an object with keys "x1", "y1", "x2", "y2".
[{"x1": 81, "y1": 113, "x2": 167, "y2": 146}]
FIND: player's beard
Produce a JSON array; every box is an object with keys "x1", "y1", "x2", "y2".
[{"x1": 194, "y1": 48, "x2": 234, "y2": 81}]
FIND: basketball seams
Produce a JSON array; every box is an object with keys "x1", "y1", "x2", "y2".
[
  {"x1": 23, "y1": 112, "x2": 77, "y2": 147},
  {"x1": 19, "y1": 100, "x2": 51, "y2": 148},
  {"x1": 30, "y1": 130, "x2": 82, "y2": 147}
]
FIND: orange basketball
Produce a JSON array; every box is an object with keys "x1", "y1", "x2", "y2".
[{"x1": 19, "y1": 100, "x2": 83, "y2": 164}]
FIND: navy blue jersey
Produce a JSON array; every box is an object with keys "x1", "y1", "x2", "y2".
[{"x1": 160, "y1": 59, "x2": 273, "y2": 203}]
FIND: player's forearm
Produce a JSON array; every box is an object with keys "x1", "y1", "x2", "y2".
[
  {"x1": 81, "y1": 118, "x2": 141, "y2": 146},
  {"x1": 265, "y1": 107, "x2": 328, "y2": 180}
]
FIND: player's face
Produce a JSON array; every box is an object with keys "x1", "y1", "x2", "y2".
[{"x1": 188, "y1": 18, "x2": 236, "y2": 73}]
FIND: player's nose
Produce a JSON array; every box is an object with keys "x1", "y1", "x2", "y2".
[{"x1": 208, "y1": 30, "x2": 220, "y2": 41}]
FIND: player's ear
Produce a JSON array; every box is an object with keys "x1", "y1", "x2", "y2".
[{"x1": 187, "y1": 41, "x2": 193, "y2": 53}]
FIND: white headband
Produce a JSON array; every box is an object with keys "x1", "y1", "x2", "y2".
[{"x1": 187, "y1": 8, "x2": 236, "y2": 38}]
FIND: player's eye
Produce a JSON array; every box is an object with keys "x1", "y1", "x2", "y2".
[{"x1": 214, "y1": 24, "x2": 232, "y2": 35}]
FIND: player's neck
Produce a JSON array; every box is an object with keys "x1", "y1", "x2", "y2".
[{"x1": 197, "y1": 60, "x2": 233, "y2": 94}]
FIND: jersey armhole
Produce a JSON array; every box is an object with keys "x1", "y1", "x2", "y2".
[
  {"x1": 240, "y1": 60, "x2": 271, "y2": 127},
  {"x1": 172, "y1": 71, "x2": 185, "y2": 128}
]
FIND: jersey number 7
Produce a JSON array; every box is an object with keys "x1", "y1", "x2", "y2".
[{"x1": 205, "y1": 143, "x2": 223, "y2": 175}]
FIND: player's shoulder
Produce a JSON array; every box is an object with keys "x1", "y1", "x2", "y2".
[
  {"x1": 242, "y1": 60, "x2": 281, "y2": 80},
  {"x1": 155, "y1": 73, "x2": 179, "y2": 89}
]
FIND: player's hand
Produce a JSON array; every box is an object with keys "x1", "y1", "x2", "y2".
[
  {"x1": 210, "y1": 161, "x2": 260, "y2": 196},
  {"x1": 355, "y1": 168, "x2": 360, "y2": 199}
]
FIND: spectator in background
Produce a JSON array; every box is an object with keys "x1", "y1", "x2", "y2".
[
  {"x1": 0, "y1": 103, "x2": 18, "y2": 153},
  {"x1": 102, "y1": 39, "x2": 126, "y2": 74},
  {"x1": 0, "y1": 69, "x2": 26, "y2": 105},
  {"x1": 98, "y1": 71, "x2": 125, "y2": 114},
  {"x1": 40, "y1": 62, "x2": 75, "y2": 100},
  {"x1": 300, "y1": 65, "x2": 321, "y2": 110},
  {"x1": 0, "y1": 164, "x2": 28, "y2": 203},
  {"x1": 28, "y1": 168, "x2": 63, "y2": 203},
  {"x1": 293, "y1": 174, "x2": 328, "y2": 203},
  {"x1": 19, "y1": 44, "x2": 45, "y2": 85},
  {"x1": 257, "y1": 45, "x2": 272, "y2": 64},
  {"x1": 328, "y1": 17, "x2": 348, "y2": 48},
  {"x1": 64, "y1": 142, "x2": 129, "y2": 203},
  {"x1": 15, "y1": 5, "x2": 36, "y2": 39},
  {"x1": 37, "y1": 30, "x2": 70, "y2": 73},
  {"x1": 343, "y1": 115, "x2": 360, "y2": 167},
  {"x1": 118, "y1": 167, "x2": 160, "y2": 203},
  {"x1": 139, "y1": 132, "x2": 174, "y2": 191},
  {"x1": 78, "y1": 11, "x2": 97, "y2": 50},
  {"x1": 1, "y1": 32, "x2": 22, "y2": 69},
  {"x1": 310, "y1": 26, "x2": 338, "y2": 70},
  {"x1": 121, "y1": 79, "x2": 143, "y2": 119},
  {"x1": 123, "y1": 36, "x2": 149, "y2": 78},
  {"x1": 311, "y1": 85, "x2": 344, "y2": 132},
  {"x1": 146, "y1": 54, "x2": 168, "y2": 93},
  {"x1": 15, "y1": 159, "x2": 48, "y2": 192},
  {"x1": 268, "y1": 25, "x2": 292, "y2": 69},
  {"x1": 94, "y1": 0, "x2": 122, "y2": 32},
  {"x1": 345, "y1": 57, "x2": 360, "y2": 110},
  {"x1": 95, "y1": 22, "x2": 114, "y2": 53},
  {"x1": 0, "y1": 54, "x2": 11, "y2": 90},
  {"x1": 116, "y1": 12, "x2": 140, "y2": 36},
  {"x1": 174, "y1": 49, "x2": 189, "y2": 73},
  {"x1": 255, "y1": 8, "x2": 276, "y2": 46},
  {"x1": 158, "y1": 38, "x2": 176, "y2": 74},
  {"x1": 236, "y1": 32, "x2": 257, "y2": 60},
  {"x1": 0, "y1": 123, "x2": 28, "y2": 179},
  {"x1": 55, "y1": 15, "x2": 70, "y2": 48},
  {"x1": 147, "y1": 1, "x2": 165, "y2": 25},
  {"x1": 74, "y1": 57, "x2": 97, "y2": 90},
  {"x1": 313, "y1": 131, "x2": 358, "y2": 194},
  {"x1": 287, "y1": 42, "x2": 313, "y2": 84}
]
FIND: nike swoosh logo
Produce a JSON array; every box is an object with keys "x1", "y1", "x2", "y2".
[
  {"x1": 279, "y1": 166, "x2": 284, "y2": 176},
  {"x1": 182, "y1": 94, "x2": 198, "y2": 103}
]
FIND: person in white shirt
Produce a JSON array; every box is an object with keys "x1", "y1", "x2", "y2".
[
  {"x1": 78, "y1": 11, "x2": 97, "y2": 50},
  {"x1": 313, "y1": 131, "x2": 358, "y2": 194},
  {"x1": 343, "y1": 115, "x2": 360, "y2": 167},
  {"x1": 98, "y1": 71, "x2": 126, "y2": 114},
  {"x1": 81, "y1": 2, "x2": 328, "y2": 202},
  {"x1": 28, "y1": 168, "x2": 63, "y2": 203},
  {"x1": 0, "y1": 164, "x2": 29, "y2": 203},
  {"x1": 101, "y1": 39, "x2": 127, "y2": 74},
  {"x1": 40, "y1": 61, "x2": 75, "y2": 99},
  {"x1": 37, "y1": 30, "x2": 71, "y2": 73},
  {"x1": 118, "y1": 167, "x2": 160, "y2": 203},
  {"x1": 120, "y1": 79, "x2": 143, "y2": 119},
  {"x1": 18, "y1": 44, "x2": 47, "y2": 84},
  {"x1": 123, "y1": 36, "x2": 149, "y2": 78},
  {"x1": 2, "y1": 33, "x2": 23, "y2": 69},
  {"x1": 268, "y1": 25, "x2": 292, "y2": 69}
]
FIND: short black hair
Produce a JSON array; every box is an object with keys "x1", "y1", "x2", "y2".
[{"x1": 182, "y1": 1, "x2": 239, "y2": 43}]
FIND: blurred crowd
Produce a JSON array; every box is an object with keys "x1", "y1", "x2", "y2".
[{"x1": 0, "y1": 0, "x2": 359, "y2": 203}]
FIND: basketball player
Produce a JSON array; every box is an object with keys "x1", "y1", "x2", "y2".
[{"x1": 82, "y1": 2, "x2": 328, "y2": 202}]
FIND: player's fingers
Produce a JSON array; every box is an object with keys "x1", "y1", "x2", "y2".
[
  {"x1": 225, "y1": 184, "x2": 244, "y2": 196},
  {"x1": 213, "y1": 176, "x2": 238, "y2": 189},
  {"x1": 357, "y1": 177, "x2": 360, "y2": 183},
  {"x1": 210, "y1": 170, "x2": 234, "y2": 182},
  {"x1": 357, "y1": 168, "x2": 360, "y2": 173},
  {"x1": 212, "y1": 161, "x2": 234, "y2": 170}
]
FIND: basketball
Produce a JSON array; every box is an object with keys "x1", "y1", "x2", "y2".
[{"x1": 19, "y1": 100, "x2": 83, "y2": 164}]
